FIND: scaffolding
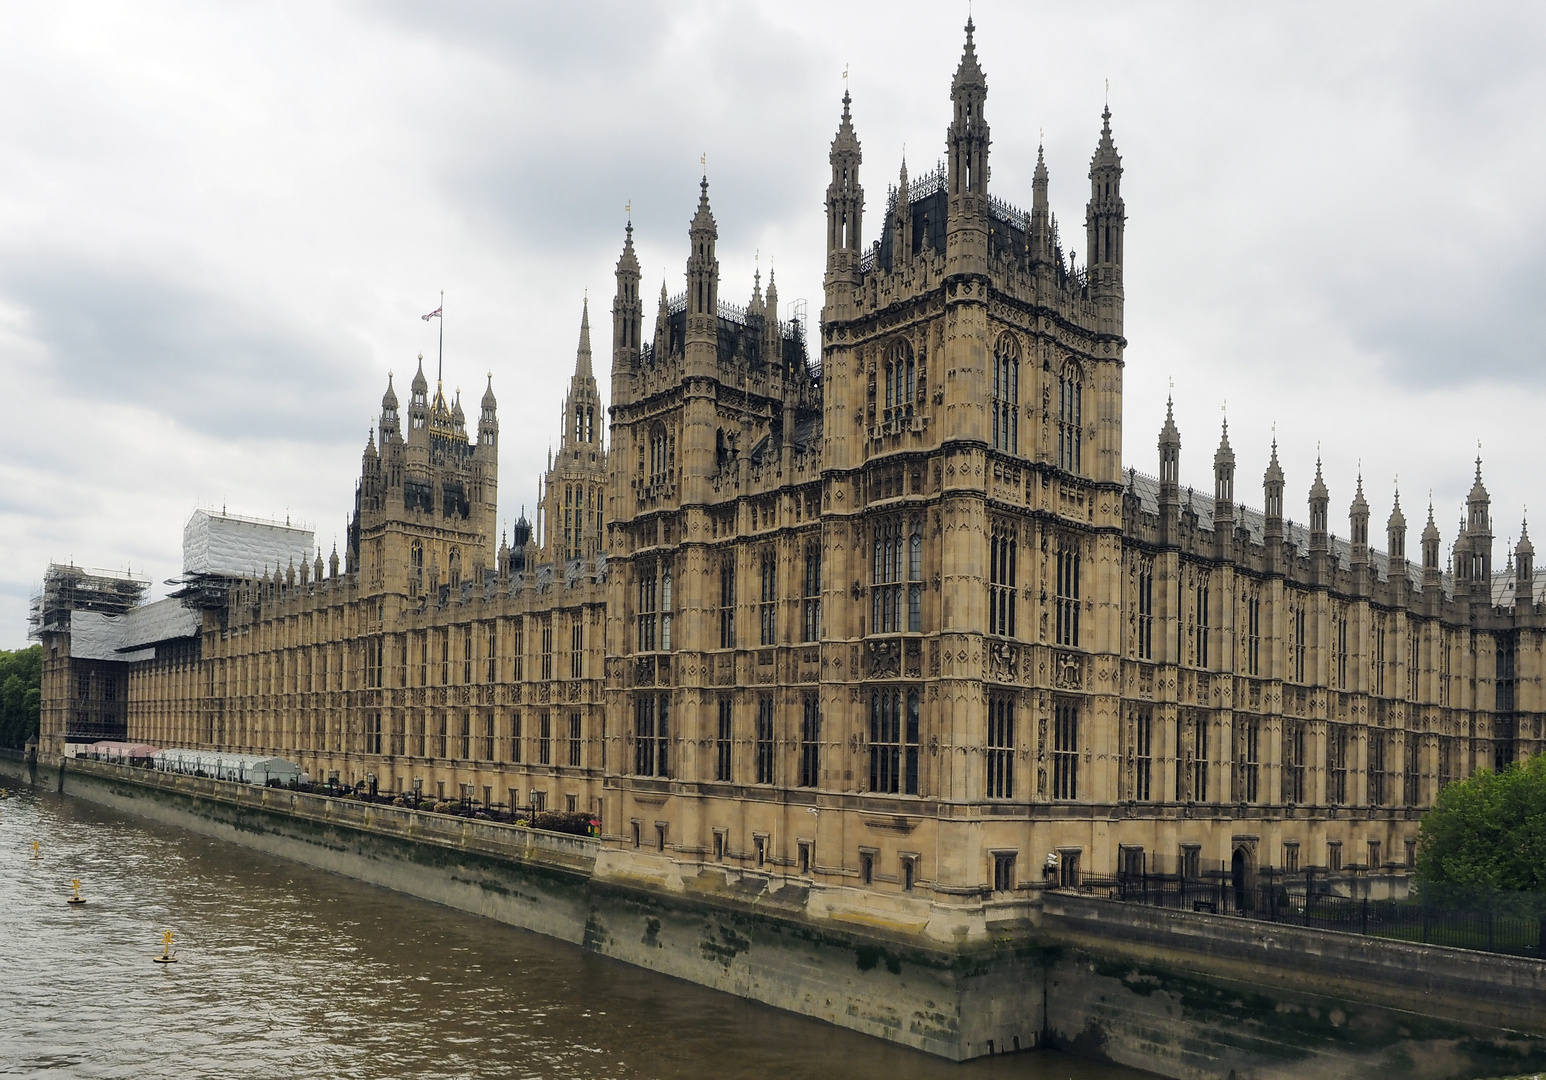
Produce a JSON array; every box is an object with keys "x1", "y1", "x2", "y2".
[{"x1": 28, "y1": 564, "x2": 149, "y2": 639}]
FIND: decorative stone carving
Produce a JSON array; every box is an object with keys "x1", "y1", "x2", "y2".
[
  {"x1": 868, "y1": 639, "x2": 901, "y2": 678},
  {"x1": 1053, "y1": 651, "x2": 1083, "y2": 690},
  {"x1": 988, "y1": 641, "x2": 1019, "y2": 682}
]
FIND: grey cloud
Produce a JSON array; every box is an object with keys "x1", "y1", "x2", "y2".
[
  {"x1": 4, "y1": 257, "x2": 366, "y2": 441},
  {"x1": 1346, "y1": 247, "x2": 1546, "y2": 387}
]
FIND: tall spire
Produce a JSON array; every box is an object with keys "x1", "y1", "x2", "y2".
[
  {"x1": 1030, "y1": 141, "x2": 1052, "y2": 263},
  {"x1": 1387, "y1": 486, "x2": 1408, "y2": 568},
  {"x1": 825, "y1": 82, "x2": 864, "y2": 301},
  {"x1": 576, "y1": 296, "x2": 593, "y2": 378},
  {"x1": 1349, "y1": 472, "x2": 1370, "y2": 567},
  {"x1": 1308, "y1": 456, "x2": 1329, "y2": 552},
  {"x1": 1518, "y1": 513, "x2": 1536, "y2": 603},
  {"x1": 1086, "y1": 101, "x2": 1125, "y2": 335},
  {"x1": 1261, "y1": 435, "x2": 1286, "y2": 562},
  {"x1": 952, "y1": 16, "x2": 986, "y2": 92},
  {"x1": 946, "y1": 13, "x2": 990, "y2": 258},
  {"x1": 1466, "y1": 449, "x2": 1493, "y2": 585},
  {"x1": 1212, "y1": 416, "x2": 1235, "y2": 514},
  {"x1": 612, "y1": 214, "x2": 643, "y2": 394},
  {"x1": 687, "y1": 175, "x2": 719, "y2": 326}
]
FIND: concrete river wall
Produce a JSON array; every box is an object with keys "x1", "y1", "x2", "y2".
[{"x1": 5, "y1": 753, "x2": 1543, "y2": 1080}]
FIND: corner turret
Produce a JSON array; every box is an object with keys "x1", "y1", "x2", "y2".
[
  {"x1": 1421, "y1": 499, "x2": 1442, "y2": 590},
  {"x1": 1086, "y1": 104, "x2": 1125, "y2": 338},
  {"x1": 1387, "y1": 488, "x2": 1407, "y2": 574},
  {"x1": 945, "y1": 17, "x2": 990, "y2": 275},
  {"x1": 824, "y1": 86, "x2": 864, "y2": 309},
  {"x1": 381, "y1": 374, "x2": 400, "y2": 441},
  {"x1": 1158, "y1": 397, "x2": 1181, "y2": 545},
  {"x1": 1518, "y1": 516, "x2": 1535, "y2": 605}
]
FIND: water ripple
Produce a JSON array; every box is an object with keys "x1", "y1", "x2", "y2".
[{"x1": 0, "y1": 790, "x2": 1151, "y2": 1080}]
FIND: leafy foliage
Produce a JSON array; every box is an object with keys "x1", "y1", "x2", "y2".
[
  {"x1": 0, "y1": 645, "x2": 42, "y2": 749},
  {"x1": 1416, "y1": 754, "x2": 1546, "y2": 893}
]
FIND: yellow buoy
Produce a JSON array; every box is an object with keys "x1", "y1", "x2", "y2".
[
  {"x1": 67, "y1": 879, "x2": 86, "y2": 906},
  {"x1": 153, "y1": 930, "x2": 178, "y2": 964}
]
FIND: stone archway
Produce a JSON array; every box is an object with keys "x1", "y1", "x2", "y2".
[{"x1": 1231, "y1": 845, "x2": 1255, "y2": 913}]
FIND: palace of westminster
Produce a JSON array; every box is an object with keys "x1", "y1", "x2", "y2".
[{"x1": 34, "y1": 22, "x2": 1544, "y2": 900}]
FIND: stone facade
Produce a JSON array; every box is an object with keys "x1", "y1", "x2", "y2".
[{"x1": 34, "y1": 21, "x2": 1545, "y2": 924}]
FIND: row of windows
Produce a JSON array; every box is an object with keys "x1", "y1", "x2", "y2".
[
  {"x1": 638, "y1": 526, "x2": 1090, "y2": 651},
  {"x1": 1136, "y1": 577, "x2": 1423, "y2": 695},
  {"x1": 342, "y1": 708, "x2": 589, "y2": 767},
  {"x1": 1123, "y1": 711, "x2": 1444, "y2": 808},
  {"x1": 560, "y1": 482, "x2": 603, "y2": 562},
  {"x1": 408, "y1": 543, "x2": 464, "y2": 597},
  {"x1": 867, "y1": 330, "x2": 1089, "y2": 474}
]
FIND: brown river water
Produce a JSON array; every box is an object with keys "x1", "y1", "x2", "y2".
[{"x1": 0, "y1": 789, "x2": 1155, "y2": 1079}]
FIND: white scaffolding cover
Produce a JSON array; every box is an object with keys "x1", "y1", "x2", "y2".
[{"x1": 183, "y1": 509, "x2": 314, "y2": 579}]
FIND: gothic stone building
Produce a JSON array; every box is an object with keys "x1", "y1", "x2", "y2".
[{"x1": 36, "y1": 22, "x2": 1545, "y2": 913}]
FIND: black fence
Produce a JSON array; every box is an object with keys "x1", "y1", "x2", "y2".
[{"x1": 1069, "y1": 872, "x2": 1546, "y2": 960}]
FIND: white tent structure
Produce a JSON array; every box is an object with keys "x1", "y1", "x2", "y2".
[{"x1": 152, "y1": 748, "x2": 303, "y2": 786}]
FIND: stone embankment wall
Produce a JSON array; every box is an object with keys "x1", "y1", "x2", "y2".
[{"x1": 4, "y1": 753, "x2": 1542, "y2": 1080}]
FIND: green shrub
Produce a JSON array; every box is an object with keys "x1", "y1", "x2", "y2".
[
  {"x1": 0, "y1": 646, "x2": 42, "y2": 750},
  {"x1": 1416, "y1": 754, "x2": 1546, "y2": 894}
]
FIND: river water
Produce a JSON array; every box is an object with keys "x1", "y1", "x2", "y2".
[{"x1": 0, "y1": 789, "x2": 1153, "y2": 1079}]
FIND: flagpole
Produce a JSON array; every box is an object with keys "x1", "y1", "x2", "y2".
[{"x1": 437, "y1": 290, "x2": 444, "y2": 387}]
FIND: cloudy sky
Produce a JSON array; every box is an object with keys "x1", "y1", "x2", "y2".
[{"x1": 2, "y1": 1, "x2": 1543, "y2": 645}]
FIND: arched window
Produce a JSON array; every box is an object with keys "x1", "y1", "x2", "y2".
[
  {"x1": 1057, "y1": 362, "x2": 1083, "y2": 474},
  {"x1": 871, "y1": 517, "x2": 923, "y2": 634},
  {"x1": 648, "y1": 423, "x2": 668, "y2": 483},
  {"x1": 448, "y1": 548, "x2": 461, "y2": 591},
  {"x1": 410, "y1": 543, "x2": 423, "y2": 596},
  {"x1": 884, "y1": 340, "x2": 916, "y2": 418},
  {"x1": 563, "y1": 485, "x2": 576, "y2": 560},
  {"x1": 992, "y1": 334, "x2": 1019, "y2": 453}
]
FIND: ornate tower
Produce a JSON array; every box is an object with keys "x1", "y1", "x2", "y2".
[
  {"x1": 1518, "y1": 518, "x2": 1535, "y2": 606},
  {"x1": 540, "y1": 300, "x2": 609, "y2": 564},
  {"x1": 354, "y1": 350, "x2": 498, "y2": 605},
  {"x1": 824, "y1": 87, "x2": 863, "y2": 314},
  {"x1": 1387, "y1": 489, "x2": 1407, "y2": 576},
  {"x1": 1466, "y1": 456, "x2": 1493, "y2": 590},
  {"x1": 944, "y1": 17, "x2": 989, "y2": 278},
  {"x1": 612, "y1": 218, "x2": 644, "y2": 406},
  {"x1": 681, "y1": 177, "x2": 721, "y2": 506},
  {"x1": 1422, "y1": 501, "x2": 1442, "y2": 591},
  {"x1": 381, "y1": 375, "x2": 401, "y2": 441},
  {"x1": 1262, "y1": 439, "x2": 1285, "y2": 574},
  {"x1": 1212, "y1": 418, "x2": 1235, "y2": 559},
  {"x1": 1308, "y1": 459, "x2": 1329, "y2": 552},
  {"x1": 1029, "y1": 144, "x2": 1052, "y2": 267},
  {"x1": 1158, "y1": 398, "x2": 1181, "y2": 545},
  {"x1": 1086, "y1": 105, "x2": 1125, "y2": 340},
  {"x1": 1349, "y1": 474, "x2": 1370, "y2": 591}
]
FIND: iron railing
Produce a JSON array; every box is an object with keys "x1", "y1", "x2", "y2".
[{"x1": 1067, "y1": 871, "x2": 1546, "y2": 960}]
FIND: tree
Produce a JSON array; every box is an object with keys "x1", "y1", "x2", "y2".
[
  {"x1": 0, "y1": 645, "x2": 42, "y2": 749},
  {"x1": 1415, "y1": 754, "x2": 1546, "y2": 894}
]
